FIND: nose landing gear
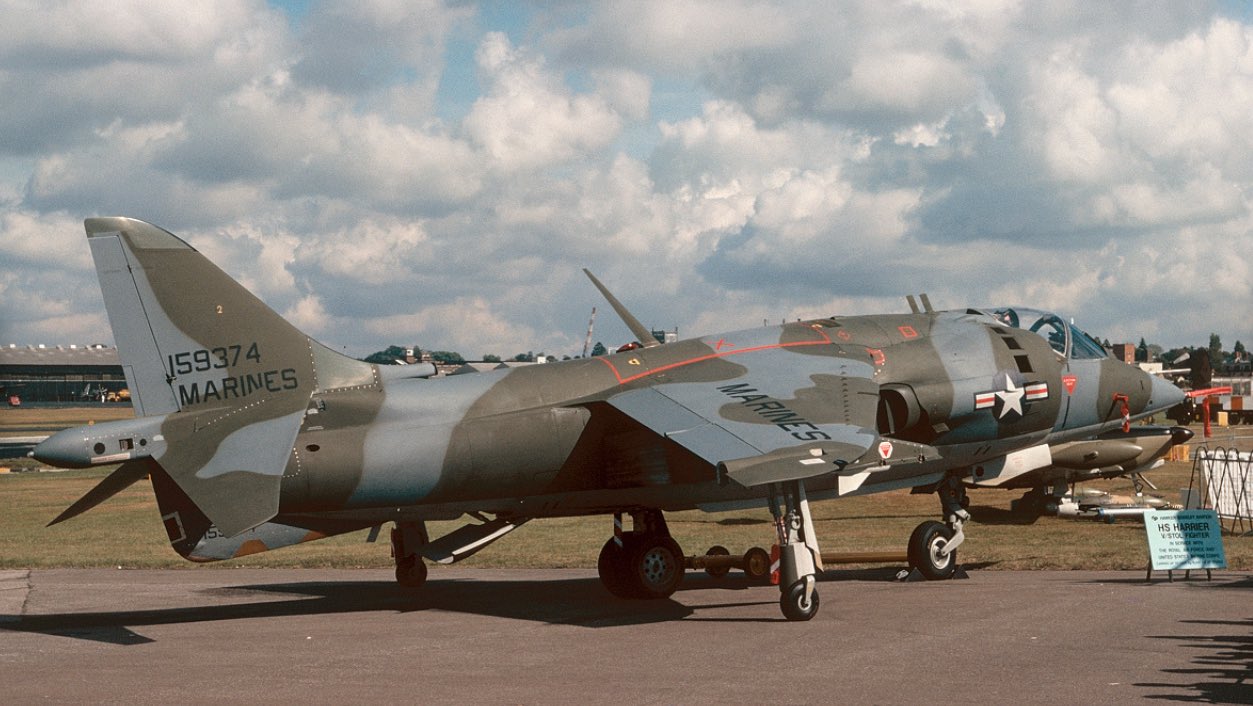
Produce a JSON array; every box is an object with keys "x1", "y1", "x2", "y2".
[{"x1": 907, "y1": 475, "x2": 967, "y2": 580}]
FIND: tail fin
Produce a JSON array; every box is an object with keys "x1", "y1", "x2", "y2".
[
  {"x1": 84, "y1": 217, "x2": 378, "y2": 535},
  {"x1": 86, "y1": 217, "x2": 376, "y2": 414}
]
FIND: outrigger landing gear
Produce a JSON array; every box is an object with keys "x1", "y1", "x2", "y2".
[
  {"x1": 597, "y1": 509, "x2": 684, "y2": 600},
  {"x1": 768, "y1": 480, "x2": 823, "y2": 621},
  {"x1": 391, "y1": 520, "x2": 430, "y2": 588},
  {"x1": 907, "y1": 475, "x2": 967, "y2": 580}
]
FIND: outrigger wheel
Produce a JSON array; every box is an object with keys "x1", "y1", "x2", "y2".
[
  {"x1": 780, "y1": 578, "x2": 820, "y2": 621},
  {"x1": 907, "y1": 520, "x2": 957, "y2": 580}
]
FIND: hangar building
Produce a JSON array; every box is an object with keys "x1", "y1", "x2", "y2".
[{"x1": 0, "y1": 344, "x2": 127, "y2": 403}]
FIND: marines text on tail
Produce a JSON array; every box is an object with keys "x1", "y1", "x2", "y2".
[{"x1": 34, "y1": 218, "x2": 1188, "y2": 620}]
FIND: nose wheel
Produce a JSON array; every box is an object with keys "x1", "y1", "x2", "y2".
[
  {"x1": 907, "y1": 475, "x2": 968, "y2": 580},
  {"x1": 907, "y1": 520, "x2": 956, "y2": 580}
]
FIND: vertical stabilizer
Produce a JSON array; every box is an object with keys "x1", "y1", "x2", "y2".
[
  {"x1": 86, "y1": 217, "x2": 350, "y2": 413},
  {"x1": 79, "y1": 217, "x2": 378, "y2": 535}
]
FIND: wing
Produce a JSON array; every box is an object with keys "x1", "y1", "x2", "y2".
[{"x1": 606, "y1": 345, "x2": 881, "y2": 487}]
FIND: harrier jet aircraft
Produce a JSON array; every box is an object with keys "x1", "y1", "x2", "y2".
[{"x1": 34, "y1": 218, "x2": 1187, "y2": 621}]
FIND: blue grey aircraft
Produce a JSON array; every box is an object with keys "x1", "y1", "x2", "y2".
[{"x1": 33, "y1": 218, "x2": 1188, "y2": 620}]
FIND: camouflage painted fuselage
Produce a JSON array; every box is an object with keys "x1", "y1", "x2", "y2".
[
  {"x1": 279, "y1": 309, "x2": 1176, "y2": 522},
  {"x1": 34, "y1": 218, "x2": 1185, "y2": 563}
]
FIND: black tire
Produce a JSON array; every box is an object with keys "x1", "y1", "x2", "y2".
[
  {"x1": 395, "y1": 555, "x2": 428, "y2": 588},
  {"x1": 780, "y1": 580, "x2": 820, "y2": 621},
  {"x1": 743, "y1": 546, "x2": 772, "y2": 583},
  {"x1": 597, "y1": 535, "x2": 635, "y2": 598},
  {"x1": 623, "y1": 536, "x2": 684, "y2": 599},
  {"x1": 907, "y1": 520, "x2": 957, "y2": 580},
  {"x1": 705, "y1": 545, "x2": 731, "y2": 578}
]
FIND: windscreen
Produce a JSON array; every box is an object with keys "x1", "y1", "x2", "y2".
[{"x1": 983, "y1": 307, "x2": 1109, "y2": 360}]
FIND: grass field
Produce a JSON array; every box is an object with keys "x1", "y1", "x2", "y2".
[
  {"x1": 0, "y1": 405, "x2": 134, "y2": 437},
  {"x1": 1, "y1": 408, "x2": 1250, "y2": 572}
]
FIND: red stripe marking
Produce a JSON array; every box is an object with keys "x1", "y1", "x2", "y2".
[{"x1": 595, "y1": 329, "x2": 833, "y2": 385}]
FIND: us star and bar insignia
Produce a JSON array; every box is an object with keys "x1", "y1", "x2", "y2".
[{"x1": 974, "y1": 371, "x2": 1048, "y2": 422}]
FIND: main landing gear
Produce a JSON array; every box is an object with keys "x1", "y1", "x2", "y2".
[
  {"x1": 907, "y1": 475, "x2": 967, "y2": 580},
  {"x1": 392, "y1": 520, "x2": 430, "y2": 588},
  {"x1": 597, "y1": 509, "x2": 685, "y2": 600},
  {"x1": 768, "y1": 480, "x2": 823, "y2": 621}
]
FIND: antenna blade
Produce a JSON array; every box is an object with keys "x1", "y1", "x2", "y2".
[{"x1": 583, "y1": 269, "x2": 660, "y2": 348}]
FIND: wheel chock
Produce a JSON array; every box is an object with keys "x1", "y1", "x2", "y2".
[{"x1": 897, "y1": 565, "x2": 970, "y2": 582}]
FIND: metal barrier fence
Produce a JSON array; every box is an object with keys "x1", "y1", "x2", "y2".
[{"x1": 1187, "y1": 447, "x2": 1253, "y2": 535}]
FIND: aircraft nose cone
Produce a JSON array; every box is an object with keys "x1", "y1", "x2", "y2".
[{"x1": 1148, "y1": 374, "x2": 1186, "y2": 413}]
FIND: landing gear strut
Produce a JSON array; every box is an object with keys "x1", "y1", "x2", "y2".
[
  {"x1": 597, "y1": 509, "x2": 684, "y2": 600},
  {"x1": 768, "y1": 480, "x2": 822, "y2": 621},
  {"x1": 392, "y1": 520, "x2": 429, "y2": 588},
  {"x1": 907, "y1": 475, "x2": 967, "y2": 580}
]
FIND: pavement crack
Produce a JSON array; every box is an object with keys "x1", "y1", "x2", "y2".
[{"x1": 0, "y1": 569, "x2": 33, "y2": 623}]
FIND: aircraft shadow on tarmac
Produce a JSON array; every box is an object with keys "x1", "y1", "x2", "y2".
[
  {"x1": 0, "y1": 568, "x2": 970, "y2": 644},
  {"x1": 1136, "y1": 617, "x2": 1253, "y2": 704},
  {"x1": 0, "y1": 574, "x2": 789, "y2": 645}
]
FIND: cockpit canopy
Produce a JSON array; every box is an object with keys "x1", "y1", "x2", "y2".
[{"x1": 981, "y1": 307, "x2": 1109, "y2": 360}]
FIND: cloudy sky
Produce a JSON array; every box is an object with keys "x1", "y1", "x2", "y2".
[{"x1": 1, "y1": 1, "x2": 1250, "y2": 358}]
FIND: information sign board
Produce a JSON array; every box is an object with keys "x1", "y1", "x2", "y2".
[{"x1": 1144, "y1": 509, "x2": 1226, "y2": 571}]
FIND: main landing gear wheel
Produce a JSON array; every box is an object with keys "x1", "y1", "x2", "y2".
[
  {"x1": 391, "y1": 521, "x2": 430, "y2": 589},
  {"x1": 626, "y1": 535, "x2": 684, "y2": 599},
  {"x1": 704, "y1": 545, "x2": 731, "y2": 578},
  {"x1": 780, "y1": 579, "x2": 820, "y2": 621},
  {"x1": 395, "y1": 555, "x2": 428, "y2": 588},
  {"x1": 908, "y1": 520, "x2": 956, "y2": 581},
  {"x1": 743, "y1": 546, "x2": 771, "y2": 583},
  {"x1": 598, "y1": 532, "x2": 684, "y2": 600},
  {"x1": 598, "y1": 536, "x2": 634, "y2": 598}
]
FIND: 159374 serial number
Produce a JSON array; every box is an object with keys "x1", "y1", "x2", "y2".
[{"x1": 168, "y1": 342, "x2": 261, "y2": 375}]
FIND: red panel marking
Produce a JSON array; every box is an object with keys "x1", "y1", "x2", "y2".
[
  {"x1": 715, "y1": 338, "x2": 734, "y2": 351},
  {"x1": 865, "y1": 347, "x2": 885, "y2": 366},
  {"x1": 1062, "y1": 374, "x2": 1077, "y2": 395},
  {"x1": 836, "y1": 329, "x2": 852, "y2": 341},
  {"x1": 595, "y1": 328, "x2": 833, "y2": 385},
  {"x1": 898, "y1": 325, "x2": 918, "y2": 339}
]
